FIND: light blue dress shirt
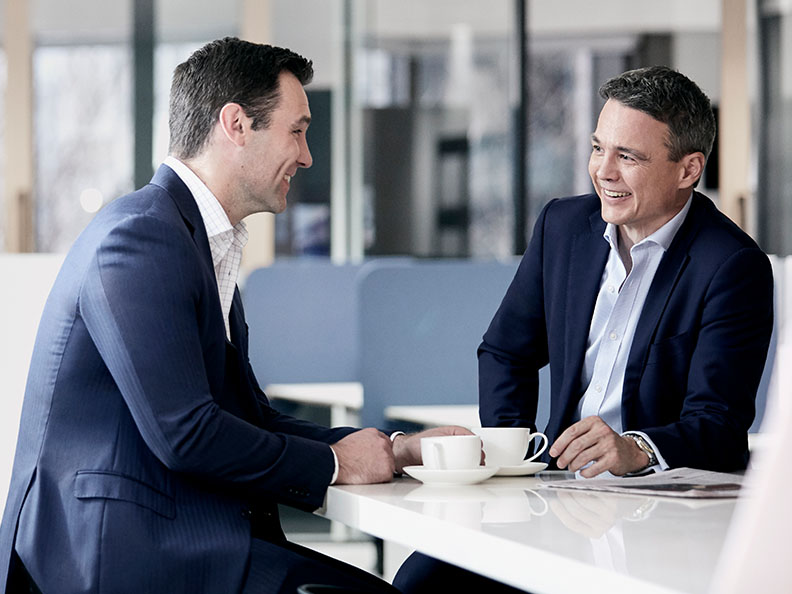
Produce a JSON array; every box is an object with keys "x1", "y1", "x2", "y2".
[{"x1": 576, "y1": 196, "x2": 693, "y2": 471}]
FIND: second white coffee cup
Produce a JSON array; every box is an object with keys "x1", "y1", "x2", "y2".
[
  {"x1": 421, "y1": 435, "x2": 482, "y2": 470},
  {"x1": 475, "y1": 427, "x2": 548, "y2": 468}
]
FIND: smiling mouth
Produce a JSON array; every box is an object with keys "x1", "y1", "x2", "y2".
[
  {"x1": 284, "y1": 174, "x2": 292, "y2": 183},
  {"x1": 603, "y1": 189, "x2": 631, "y2": 198}
]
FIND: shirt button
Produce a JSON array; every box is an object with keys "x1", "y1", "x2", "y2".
[
  {"x1": 609, "y1": 332, "x2": 618, "y2": 341},
  {"x1": 595, "y1": 384, "x2": 603, "y2": 393},
  {"x1": 608, "y1": 285, "x2": 616, "y2": 294}
]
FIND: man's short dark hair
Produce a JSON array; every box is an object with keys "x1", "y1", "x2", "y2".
[
  {"x1": 168, "y1": 37, "x2": 313, "y2": 159},
  {"x1": 599, "y1": 66, "x2": 716, "y2": 163}
]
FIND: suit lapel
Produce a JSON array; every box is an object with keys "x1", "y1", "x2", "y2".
[
  {"x1": 150, "y1": 165, "x2": 215, "y2": 277},
  {"x1": 153, "y1": 165, "x2": 268, "y2": 423},
  {"x1": 150, "y1": 164, "x2": 231, "y2": 337},
  {"x1": 561, "y1": 210, "x2": 609, "y2": 416},
  {"x1": 621, "y1": 194, "x2": 705, "y2": 411}
]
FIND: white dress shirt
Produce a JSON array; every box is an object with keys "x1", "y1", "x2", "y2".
[
  {"x1": 576, "y1": 196, "x2": 693, "y2": 471},
  {"x1": 163, "y1": 156, "x2": 248, "y2": 340}
]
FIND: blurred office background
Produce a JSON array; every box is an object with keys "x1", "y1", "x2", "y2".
[{"x1": 2, "y1": 0, "x2": 790, "y2": 265}]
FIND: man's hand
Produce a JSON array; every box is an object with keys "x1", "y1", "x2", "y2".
[
  {"x1": 391, "y1": 426, "x2": 477, "y2": 474},
  {"x1": 548, "y1": 416, "x2": 648, "y2": 478},
  {"x1": 330, "y1": 428, "x2": 396, "y2": 484}
]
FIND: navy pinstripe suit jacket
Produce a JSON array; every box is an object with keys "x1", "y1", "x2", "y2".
[{"x1": 0, "y1": 165, "x2": 355, "y2": 593}]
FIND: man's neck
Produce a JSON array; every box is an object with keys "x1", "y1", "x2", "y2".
[{"x1": 176, "y1": 154, "x2": 239, "y2": 226}]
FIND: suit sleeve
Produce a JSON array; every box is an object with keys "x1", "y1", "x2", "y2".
[
  {"x1": 478, "y1": 201, "x2": 553, "y2": 429},
  {"x1": 79, "y1": 212, "x2": 338, "y2": 509},
  {"x1": 643, "y1": 247, "x2": 774, "y2": 471}
]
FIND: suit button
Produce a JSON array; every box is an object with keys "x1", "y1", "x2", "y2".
[{"x1": 241, "y1": 509, "x2": 253, "y2": 520}]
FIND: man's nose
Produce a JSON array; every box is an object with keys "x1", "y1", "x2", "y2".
[
  {"x1": 596, "y1": 153, "x2": 618, "y2": 181},
  {"x1": 298, "y1": 139, "x2": 312, "y2": 169}
]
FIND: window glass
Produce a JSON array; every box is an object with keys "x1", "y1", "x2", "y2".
[
  {"x1": 33, "y1": 44, "x2": 133, "y2": 252},
  {"x1": 358, "y1": 4, "x2": 518, "y2": 258}
]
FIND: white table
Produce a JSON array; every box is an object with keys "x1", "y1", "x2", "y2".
[
  {"x1": 266, "y1": 382, "x2": 363, "y2": 428},
  {"x1": 318, "y1": 472, "x2": 735, "y2": 593}
]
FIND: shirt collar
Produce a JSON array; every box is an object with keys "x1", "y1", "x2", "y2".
[
  {"x1": 603, "y1": 194, "x2": 693, "y2": 253},
  {"x1": 163, "y1": 156, "x2": 248, "y2": 251}
]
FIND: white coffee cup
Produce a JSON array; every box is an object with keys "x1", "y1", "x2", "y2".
[
  {"x1": 475, "y1": 427, "x2": 548, "y2": 468},
  {"x1": 421, "y1": 435, "x2": 482, "y2": 470}
]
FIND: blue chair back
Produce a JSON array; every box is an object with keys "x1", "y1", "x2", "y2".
[
  {"x1": 356, "y1": 259, "x2": 525, "y2": 428},
  {"x1": 243, "y1": 260, "x2": 361, "y2": 384}
]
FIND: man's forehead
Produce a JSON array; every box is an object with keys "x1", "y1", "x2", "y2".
[{"x1": 594, "y1": 101, "x2": 669, "y2": 145}]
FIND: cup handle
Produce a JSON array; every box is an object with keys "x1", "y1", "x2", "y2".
[{"x1": 524, "y1": 432, "x2": 548, "y2": 463}]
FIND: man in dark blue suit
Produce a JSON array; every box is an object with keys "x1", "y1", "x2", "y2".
[
  {"x1": 0, "y1": 38, "x2": 465, "y2": 594},
  {"x1": 395, "y1": 66, "x2": 774, "y2": 593},
  {"x1": 478, "y1": 66, "x2": 773, "y2": 478}
]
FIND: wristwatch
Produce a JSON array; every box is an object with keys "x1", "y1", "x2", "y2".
[{"x1": 625, "y1": 433, "x2": 658, "y2": 469}]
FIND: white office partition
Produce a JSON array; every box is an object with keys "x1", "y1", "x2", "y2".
[{"x1": 0, "y1": 254, "x2": 64, "y2": 510}]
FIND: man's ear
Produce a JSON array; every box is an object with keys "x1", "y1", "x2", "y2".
[
  {"x1": 679, "y1": 152, "x2": 706, "y2": 189},
  {"x1": 217, "y1": 102, "x2": 249, "y2": 147}
]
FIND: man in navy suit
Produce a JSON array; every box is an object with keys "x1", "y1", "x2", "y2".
[
  {"x1": 478, "y1": 65, "x2": 773, "y2": 478},
  {"x1": 394, "y1": 66, "x2": 773, "y2": 593},
  {"x1": 0, "y1": 38, "x2": 466, "y2": 594}
]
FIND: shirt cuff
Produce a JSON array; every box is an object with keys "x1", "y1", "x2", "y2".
[{"x1": 330, "y1": 447, "x2": 339, "y2": 485}]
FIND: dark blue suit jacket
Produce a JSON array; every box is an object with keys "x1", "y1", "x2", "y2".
[
  {"x1": 479, "y1": 192, "x2": 773, "y2": 471},
  {"x1": 0, "y1": 166, "x2": 356, "y2": 593}
]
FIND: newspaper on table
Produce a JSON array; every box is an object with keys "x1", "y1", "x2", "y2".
[{"x1": 541, "y1": 467, "x2": 745, "y2": 499}]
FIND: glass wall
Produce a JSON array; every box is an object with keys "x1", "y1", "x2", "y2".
[
  {"x1": 355, "y1": 1, "x2": 517, "y2": 258},
  {"x1": 33, "y1": 45, "x2": 133, "y2": 251},
  {"x1": 7, "y1": 0, "x2": 790, "y2": 259},
  {"x1": 30, "y1": 0, "x2": 133, "y2": 251},
  {"x1": 348, "y1": 1, "x2": 720, "y2": 259},
  {"x1": 25, "y1": 0, "x2": 240, "y2": 253}
]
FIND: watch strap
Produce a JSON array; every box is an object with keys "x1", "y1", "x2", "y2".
[{"x1": 625, "y1": 433, "x2": 658, "y2": 468}]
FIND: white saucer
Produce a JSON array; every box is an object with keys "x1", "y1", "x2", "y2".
[
  {"x1": 490, "y1": 461, "x2": 548, "y2": 477},
  {"x1": 402, "y1": 465, "x2": 499, "y2": 485}
]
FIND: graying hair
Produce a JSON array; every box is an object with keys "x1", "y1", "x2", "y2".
[{"x1": 599, "y1": 65, "x2": 716, "y2": 163}]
